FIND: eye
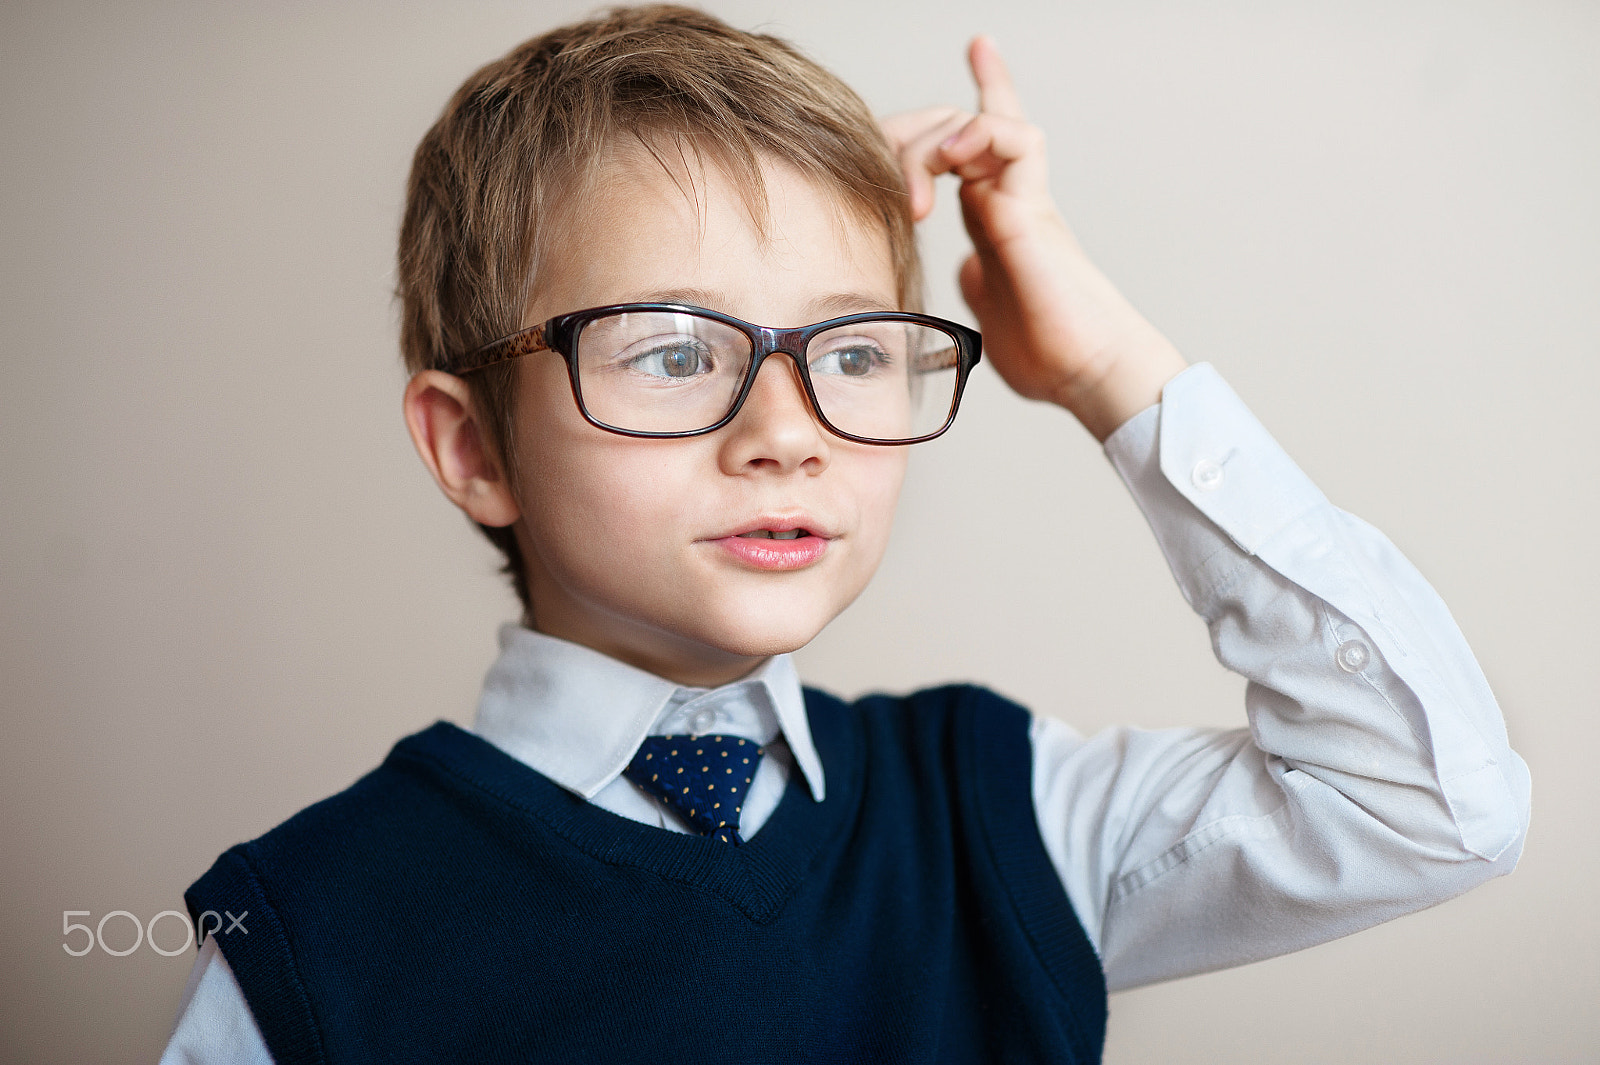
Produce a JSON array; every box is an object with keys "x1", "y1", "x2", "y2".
[
  {"x1": 627, "y1": 337, "x2": 714, "y2": 379},
  {"x1": 810, "y1": 340, "x2": 889, "y2": 377}
]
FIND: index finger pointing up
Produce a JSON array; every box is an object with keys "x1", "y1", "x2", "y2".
[{"x1": 969, "y1": 35, "x2": 1024, "y2": 119}]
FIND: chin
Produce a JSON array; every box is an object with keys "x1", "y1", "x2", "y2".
[
  {"x1": 685, "y1": 600, "x2": 836, "y2": 659},
  {"x1": 711, "y1": 631, "x2": 815, "y2": 659}
]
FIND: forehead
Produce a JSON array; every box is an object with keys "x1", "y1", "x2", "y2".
[{"x1": 525, "y1": 139, "x2": 898, "y2": 324}]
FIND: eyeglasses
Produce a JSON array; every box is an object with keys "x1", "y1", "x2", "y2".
[{"x1": 455, "y1": 303, "x2": 982, "y2": 445}]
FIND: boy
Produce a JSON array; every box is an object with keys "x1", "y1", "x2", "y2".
[{"x1": 162, "y1": 6, "x2": 1529, "y2": 1061}]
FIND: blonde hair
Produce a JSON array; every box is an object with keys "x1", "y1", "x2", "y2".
[{"x1": 397, "y1": 4, "x2": 921, "y2": 620}]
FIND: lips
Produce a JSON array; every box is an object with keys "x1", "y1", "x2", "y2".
[
  {"x1": 719, "y1": 515, "x2": 835, "y2": 540},
  {"x1": 709, "y1": 515, "x2": 833, "y2": 571}
]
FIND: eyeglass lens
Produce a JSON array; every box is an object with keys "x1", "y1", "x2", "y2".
[{"x1": 572, "y1": 310, "x2": 961, "y2": 441}]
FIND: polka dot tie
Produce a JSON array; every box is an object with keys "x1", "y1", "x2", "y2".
[{"x1": 622, "y1": 734, "x2": 765, "y2": 844}]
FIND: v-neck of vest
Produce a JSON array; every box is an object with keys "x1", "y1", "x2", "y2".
[{"x1": 387, "y1": 687, "x2": 858, "y2": 925}]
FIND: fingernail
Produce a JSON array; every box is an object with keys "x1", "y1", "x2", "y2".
[{"x1": 940, "y1": 132, "x2": 960, "y2": 150}]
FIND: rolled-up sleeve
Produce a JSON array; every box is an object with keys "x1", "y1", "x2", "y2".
[{"x1": 1030, "y1": 362, "x2": 1531, "y2": 992}]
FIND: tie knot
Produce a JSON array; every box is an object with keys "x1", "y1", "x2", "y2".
[{"x1": 622, "y1": 734, "x2": 765, "y2": 844}]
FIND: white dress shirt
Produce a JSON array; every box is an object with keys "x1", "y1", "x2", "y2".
[{"x1": 159, "y1": 363, "x2": 1530, "y2": 1063}]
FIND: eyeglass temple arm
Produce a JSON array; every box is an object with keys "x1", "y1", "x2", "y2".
[
  {"x1": 455, "y1": 324, "x2": 551, "y2": 375},
  {"x1": 911, "y1": 342, "x2": 963, "y2": 374}
]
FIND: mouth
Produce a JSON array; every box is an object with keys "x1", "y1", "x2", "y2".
[
  {"x1": 711, "y1": 520, "x2": 832, "y2": 570},
  {"x1": 735, "y1": 528, "x2": 811, "y2": 540}
]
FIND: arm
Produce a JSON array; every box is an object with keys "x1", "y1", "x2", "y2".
[
  {"x1": 158, "y1": 935, "x2": 273, "y2": 1064},
  {"x1": 1030, "y1": 364, "x2": 1528, "y2": 990},
  {"x1": 887, "y1": 37, "x2": 1529, "y2": 992}
]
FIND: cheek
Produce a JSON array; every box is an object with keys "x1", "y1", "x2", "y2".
[
  {"x1": 509, "y1": 371, "x2": 658, "y2": 564},
  {"x1": 515, "y1": 413, "x2": 707, "y2": 585},
  {"x1": 524, "y1": 437, "x2": 685, "y2": 551},
  {"x1": 843, "y1": 449, "x2": 908, "y2": 566}
]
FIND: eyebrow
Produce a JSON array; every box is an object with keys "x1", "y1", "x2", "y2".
[{"x1": 623, "y1": 288, "x2": 897, "y2": 322}]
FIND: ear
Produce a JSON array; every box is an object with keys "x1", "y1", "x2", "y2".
[{"x1": 402, "y1": 370, "x2": 521, "y2": 527}]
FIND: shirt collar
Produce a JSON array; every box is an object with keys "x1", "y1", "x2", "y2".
[{"x1": 471, "y1": 622, "x2": 825, "y2": 804}]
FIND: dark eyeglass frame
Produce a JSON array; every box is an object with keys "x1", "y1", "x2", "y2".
[{"x1": 454, "y1": 302, "x2": 983, "y2": 446}]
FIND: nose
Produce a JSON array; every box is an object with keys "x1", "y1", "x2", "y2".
[{"x1": 717, "y1": 351, "x2": 830, "y2": 475}]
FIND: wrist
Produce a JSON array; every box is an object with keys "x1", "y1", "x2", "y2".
[{"x1": 1054, "y1": 336, "x2": 1187, "y2": 442}]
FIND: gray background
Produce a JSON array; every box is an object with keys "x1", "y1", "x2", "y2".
[{"x1": 2, "y1": 1, "x2": 1595, "y2": 1061}]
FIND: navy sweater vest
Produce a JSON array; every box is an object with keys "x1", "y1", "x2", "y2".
[{"x1": 186, "y1": 684, "x2": 1107, "y2": 1063}]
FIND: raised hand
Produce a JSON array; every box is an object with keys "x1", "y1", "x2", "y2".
[{"x1": 881, "y1": 36, "x2": 1186, "y2": 441}]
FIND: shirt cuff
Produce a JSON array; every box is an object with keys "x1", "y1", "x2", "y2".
[
  {"x1": 1102, "y1": 362, "x2": 1311, "y2": 614},
  {"x1": 1108, "y1": 362, "x2": 1327, "y2": 551}
]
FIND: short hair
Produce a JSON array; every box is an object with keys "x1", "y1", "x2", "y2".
[{"x1": 396, "y1": 4, "x2": 921, "y2": 623}]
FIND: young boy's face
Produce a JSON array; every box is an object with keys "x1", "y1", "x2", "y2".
[{"x1": 505, "y1": 146, "x2": 909, "y2": 686}]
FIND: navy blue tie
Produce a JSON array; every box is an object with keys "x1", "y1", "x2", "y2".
[{"x1": 622, "y1": 734, "x2": 765, "y2": 844}]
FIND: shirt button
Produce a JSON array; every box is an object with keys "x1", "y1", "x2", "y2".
[
  {"x1": 1192, "y1": 459, "x2": 1225, "y2": 492},
  {"x1": 1335, "y1": 639, "x2": 1371, "y2": 673},
  {"x1": 688, "y1": 707, "x2": 717, "y2": 735}
]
